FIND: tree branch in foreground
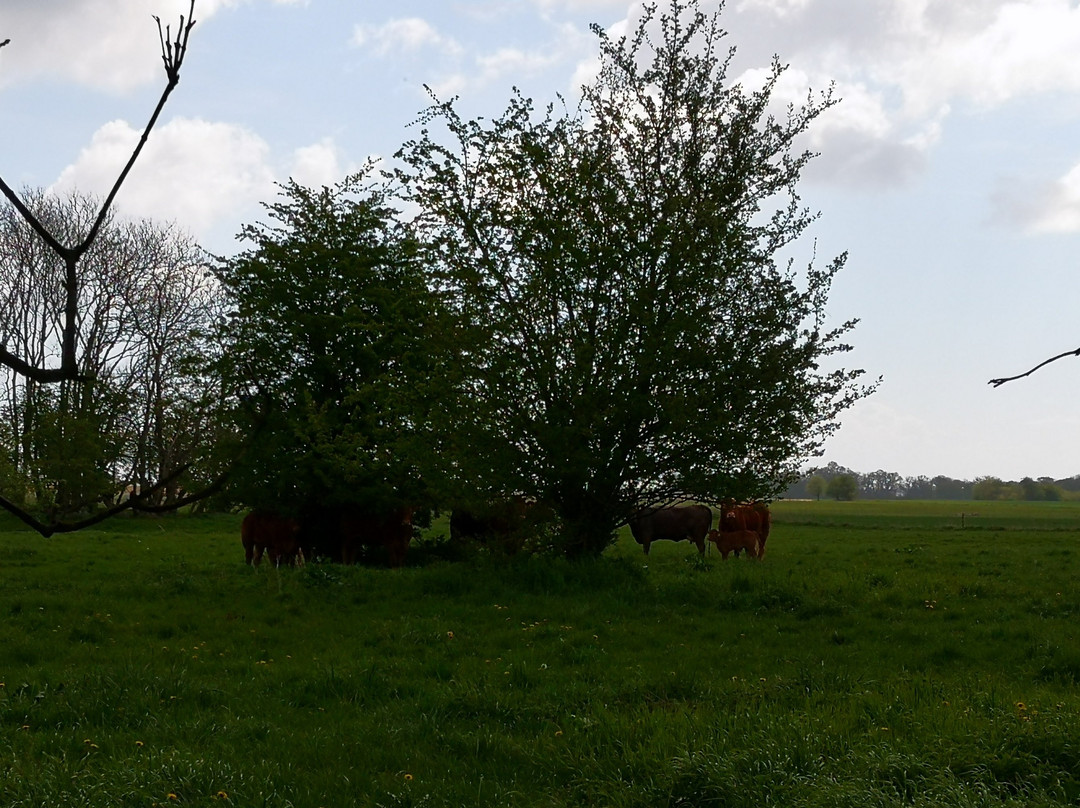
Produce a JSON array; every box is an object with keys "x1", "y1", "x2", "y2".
[
  {"x1": 0, "y1": 461, "x2": 237, "y2": 537},
  {"x1": 988, "y1": 347, "x2": 1080, "y2": 387}
]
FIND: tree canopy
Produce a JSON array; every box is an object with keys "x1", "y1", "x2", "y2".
[
  {"x1": 398, "y1": 0, "x2": 875, "y2": 556},
  {"x1": 213, "y1": 174, "x2": 450, "y2": 519}
]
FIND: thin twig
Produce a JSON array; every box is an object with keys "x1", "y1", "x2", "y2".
[{"x1": 988, "y1": 347, "x2": 1080, "y2": 387}]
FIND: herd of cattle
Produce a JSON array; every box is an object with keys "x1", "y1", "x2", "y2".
[
  {"x1": 241, "y1": 501, "x2": 771, "y2": 568},
  {"x1": 241, "y1": 505, "x2": 414, "y2": 568}
]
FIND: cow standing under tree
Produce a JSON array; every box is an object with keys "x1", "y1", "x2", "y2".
[
  {"x1": 449, "y1": 497, "x2": 540, "y2": 555},
  {"x1": 241, "y1": 511, "x2": 302, "y2": 567},
  {"x1": 338, "y1": 505, "x2": 414, "y2": 568},
  {"x1": 712, "y1": 502, "x2": 771, "y2": 558},
  {"x1": 628, "y1": 504, "x2": 712, "y2": 556}
]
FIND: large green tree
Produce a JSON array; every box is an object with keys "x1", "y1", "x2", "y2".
[
  {"x1": 214, "y1": 174, "x2": 448, "y2": 522},
  {"x1": 399, "y1": 0, "x2": 875, "y2": 556}
]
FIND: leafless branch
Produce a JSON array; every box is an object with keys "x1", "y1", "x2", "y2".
[
  {"x1": 0, "y1": 466, "x2": 186, "y2": 537},
  {"x1": 0, "y1": 450, "x2": 235, "y2": 537},
  {"x1": 988, "y1": 347, "x2": 1080, "y2": 388}
]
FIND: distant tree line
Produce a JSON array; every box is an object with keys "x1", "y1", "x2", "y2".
[{"x1": 786, "y1": 461, "x2": 1080, "y2": 502}]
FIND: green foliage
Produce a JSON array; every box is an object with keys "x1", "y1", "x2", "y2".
[
  {"x1": 214, "y1": 173, "x2": 451, "y2": 513},
  {"x1": 807, "y1": 474, "x2": 827, "y2": 500},
  {"x1": 5, "y1": 502, "x2": 1080, "y2": 805},
  {"x1": 973, "y1": 477, "x2": 1066, "y2": 502},
  {"x1": 826, "y1": 473, "x2": 858, "y2": 501},
  {"x1": 974, "y1": 476, "x2": 1008, "y2": 501},
  {"x1": 398, "y1": 0, "x2": 875, "y2": 556}
]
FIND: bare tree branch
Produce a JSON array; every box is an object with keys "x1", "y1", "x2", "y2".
[
  {"x1": 84, "y1": 2, "x2": 196, "y2": 258},
  {"x1": 0, "y1": 465, "x2": 185, "y2": 537},
  {"x1": 988, "y1": 347, "x2": 1080, "y2": 388}
]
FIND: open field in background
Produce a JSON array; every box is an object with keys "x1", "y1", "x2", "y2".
[{"x1": 3, "y1": 501, "x2": 1080, "y2": 806}]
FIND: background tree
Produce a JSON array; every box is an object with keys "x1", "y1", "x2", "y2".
[
  {"x1": 399, "y1": 0, "x2": 875, "y2": 556},
  {"x1": 931, "y1": 475, "x2": 973, "y2": 500},
  {"x1": 0, "y1": 3, "x2": 202, "y2": 534},
  {"x1": 860, "y1": 469, "x2": 904, "y2": 499},
  {"x1": 0, "y1": 188, "x2": 221, "y2": 522},
  {"x1": 826, "y1": 473, "x2": 858, "y2": 501},
  {"x1": 213, "y1": 175, "x2": 449, "y2": 527},
  {"x1": 973, "y1": 476, "x2": 1008, "y2": 501},
  {"x1": 904, "y1": 475, "x2": 935, "y2": 499},
  {"x1": 806, "y1": 474, "x2": 826, "y2": 500}
]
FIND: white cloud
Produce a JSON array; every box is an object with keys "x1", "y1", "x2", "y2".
[
  {"x1": 528, "y1": 0, "x2": 631, "y2": 9},
  {"x1": 50, "y1": 117, "x2": 276, "y2": 239},
  {"x1": 0, "y1": 1, "x2": 225, "y2": 92},
  {"x1": 353, "y1": 13, "x2": 596, "y2": 100},
  {"x1": 586, "y1": 0, "x2": 1080, "y2": 192},
  {"x1": 893, "y1": 0, "x2": 1080, "y2": 116},
  {"x1": 0, "y1": 0, "x2": 305, "y2": 92},
  {"x1": 475, "y1": 47, "x2": 563, "y2": 84},
  {"x1": 289, "y1": 138, "x2": 356, "y2": 189},
  {"x1": 47, "y1": 117, "x2": 375, "y2": 250},
  {"x1": 351, "y1": 17, "x2": 462, "y2": 58},
  {"x1": 734, "y1": 0, "x2": 813, "y2": 18},
  {"x1": 999, "y1": 160, "x2": 1080, "y2": 234}
]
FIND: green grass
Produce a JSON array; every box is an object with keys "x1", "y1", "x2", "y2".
[{"x1": 3, "y1": 501, "x2": 1080, "y2": 806}]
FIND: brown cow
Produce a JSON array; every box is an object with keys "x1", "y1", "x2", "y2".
[
  {"x1": 707, "y1": 528, "x2": 761, "y2": 560},
  {"x1": 241, "y1": 510, "x2": 302, "y2": 567},
  {"x1": 338, "y1": 505, "x2": 414, "y2": 568},
  {"x1": 719, "y1": 501, "x2": 771, "y2": 557},
  {"x1": 629, "y1": 504, "x2": 712, "y2": 556},
  {"x1": 450, "y1": 497, "x2": 534, "y2": 555}
]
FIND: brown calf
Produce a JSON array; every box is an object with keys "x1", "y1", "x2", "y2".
[{"x1": 707, "y1": 528, "x2": 761, "y2": 560}]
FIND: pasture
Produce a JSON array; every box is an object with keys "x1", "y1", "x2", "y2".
[{"x1": 3, "y1": 500, "x2": 1080, "y2": 806}]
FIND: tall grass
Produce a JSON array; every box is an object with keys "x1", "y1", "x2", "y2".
[{"x1": 2, "y1": 502, "x2": 1080, "y2": 805}]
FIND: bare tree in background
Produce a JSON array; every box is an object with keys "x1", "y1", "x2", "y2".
[
  {"x1": 0, "y1": 190, "x2": 225, "y2": 525},
  {"x1": 0, "y1": 3, "x2": 230, "y2": 535}
]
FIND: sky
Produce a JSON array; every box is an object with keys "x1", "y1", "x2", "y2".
[{"x1": 2, "y1": 0, "x2": 1080, "y2": 483}]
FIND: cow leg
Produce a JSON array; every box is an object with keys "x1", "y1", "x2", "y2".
[{"x1": 388, "y1": 539, "x2": 407, "y2": 568}]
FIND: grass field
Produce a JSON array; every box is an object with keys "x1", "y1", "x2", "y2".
[{"x1": 3, "y1": 500, "x2": 1080, "y2": 806}]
